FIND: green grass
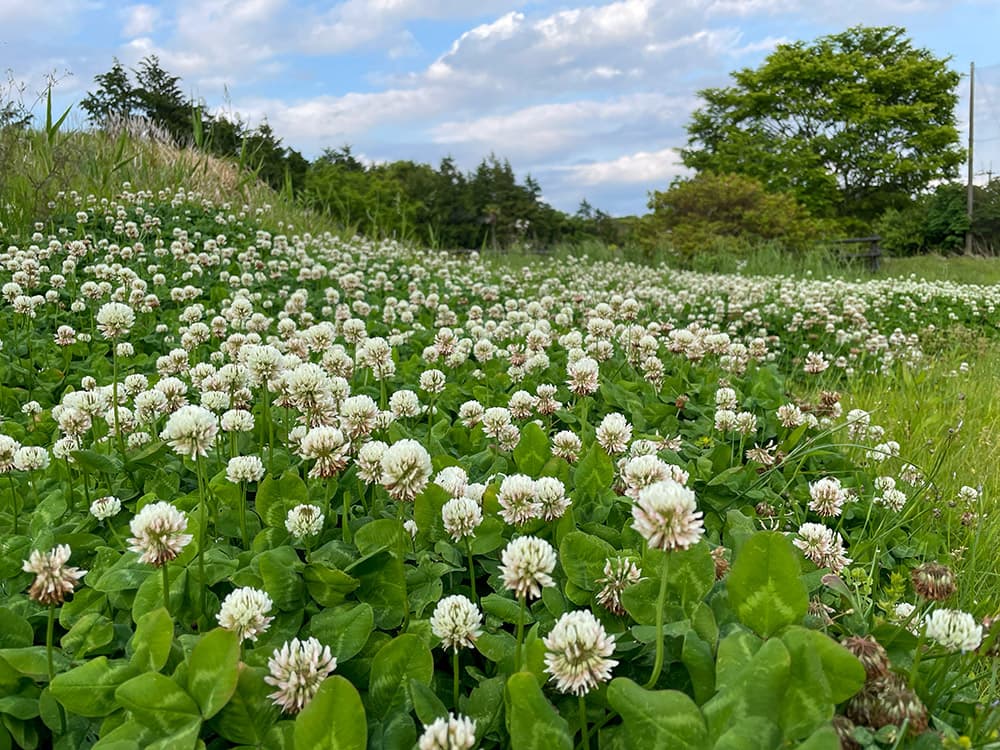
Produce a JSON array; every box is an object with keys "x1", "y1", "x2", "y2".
[{"x1": 843, "y1": 339, "x2": 1000, "y2": 612}]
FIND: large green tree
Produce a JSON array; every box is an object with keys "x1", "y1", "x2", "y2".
[{"x1": 682, "y1": 26, "x2": 963, "y2": 220}]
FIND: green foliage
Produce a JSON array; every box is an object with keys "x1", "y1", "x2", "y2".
[
  {"x1": 642, "y1": 171, "x2": 826, "y2": 260},
  {"x1": 683, "y1": 26, "x2": 963, "y2": 220}
]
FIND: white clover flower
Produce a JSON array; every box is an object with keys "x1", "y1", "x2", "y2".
[
  {"x1": 596, "y1": 556, "x2": 643, "y2": 616},
  {"x1": 435, "y1": 466, "x2": 469, "y2": 498},
  {"x1": 404, "y1": 519, "x2": 419, "y2": 538},
  {"x1": 226, "y1": 455, "x2": 265, "y2": 484},
  {"x1": 632, "y1": 480, "x2": 704, "y2": 552},
  {"x1": 419, "y1": 369, "x2": 447, "y2": 394},
  {"x1": 715, "y1": 387, "x2": 738, "y2": 410},
  {"x1": 13, "y1": 445, "x2": 50, "y2": 472},
  {"x1": 430, "y1": 595, "x2": 483, "y2": 652},
  {"x1": 442, "y1": 497, "x2": 483, "y2": 541},
  {"x1": 220, "y1": 408, "x2": 255, "y2": 432},
  {"x1": 500, "y1": 536, "x2": 557, "y2": 600},
  {"x1": 299, "y1": 426, "x2": 351, "y2": 478},
  {"x1": 876, "y1": 487, "x2": 907, "y2": 512},
  {"x1": 285, "y1": 504, "x2": 324, "y2": 539},
  {"x1": 534, "y1": 476, "x2": 571, "y2": 521},
  {"x1": 808, "y1": 477, "x2": 846, "y2": 518},
  {"x1": 418, "y1": 713, "x2": 477, "y2": 750},
  {"x1": 924, "y1": 608, "x2": 983, "y2": 652},
  {"x1": 128, "y1": 502, "x2": 193, "y2": 566},
  {"x1": 160, "y1": 404, "x2": 219, "y2": 459},
  {"x1": 596, "y1": 413, "x2": 632, "y2": 454},
  {"x1": 356, "y1": 440, "x2": 389, "y2": 484},
  {"x1": 497, "y1": 474, "x2": 540, "y2": 526},
  {"x1": 380, "y1": 439, "x2": 432, "y2": 502},
  {"x1": 217, "y1": 587, "x2": 274, "y2": 642},
  {"x1": 551, "y1": 430, "x2": 582, "y2": 462},
  {"x1": 0, "y1": 435, "x2": 21, "y2": 473},
  {"x1": 265, "y1": 637, "x2": 337, "y2": 714},
  {"x1": 793, "y1": 522, "x2": 851, "y2": 574},
  {"x1": 543, "y1": 609, "x2": 617, "y2": 695},
  {"x1": 22, "y1": 544, "x2": 86, "y2": 605},
  {"x1": 389, "y1": 389, "x2": 422, "y2": 418},
  {"x1": 90, "y1": 495, "x2": 122, "y2": 520},
  {"x1": 96, "y1": 301, "x2": 136, "y2": 339}
]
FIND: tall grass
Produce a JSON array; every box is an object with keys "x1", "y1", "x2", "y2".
[{"x1": 843, "y1": 338, "x2": 1000, "y2": 612}]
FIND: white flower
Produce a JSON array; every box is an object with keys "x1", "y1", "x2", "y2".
[
  {"x1": 226, "y1": 455, "x2": 265, "y2": 484},
  {"x1": 792, "y1": 522, "x2": 851, "y2": 574},
  {"x1": 435, "y1": 466, "x2": 469, "y2": 498},
  {"x1": 22, "y1": 544, "x2": 86, "y2": 605},
  {"x1": 543, "y1": 609, "x2": 617, "y2": 695},
  {"x1": 128, "y1": 502, "x2": 193, "y2": 566},
  {"x1": 632, "y1": 480, "x2": 704, "y2": 552},
  {"x1": 596, "y1": 413, "x2": 631, "y2": 454},
  {"x1": 356, "y1": 440, "x2": 389, "y2": 484},
  {"x1": 90, "y1": 495, "x2": 122, "y2": 520},
  {"x1": 285, "y1": 504, "x2": 324, "y2": 538},
  {"x1": 924, "y1": 608, "x2": 983, "y2": 652},
  {"x1": 442, "y1": 497, "x2": 483, "y2": 541},
  {"x1": 418, "y1": 713, "x2": 477, "y2": 750},
  {"x1": 265, "y1": 637, "x2": 337, "y2": 713},
  {"x1": 430, "y1": 595, "x2": 483, "y2": 652},
  {"x1": 380, "y1": 439, "x2": 432, "y2": 502},
  {"x1": 808, "y1": 477, "x2": 846, "y2": 517},
  {"x1": 299, "y1": 426, "x2": 351, "y2": 478},
  {"x1": 13, "y1": 446, "x2": 50, "y2": 472},
  {"x1": 497, "y1": 474, "x2": 540, "y2": 526},
  {"x1": 96, "y1": 302, "x2": 136, "y2": 339},
  {"x1": 160, "y1": 404, "x2": 219, "y2": 459},
  {"x1": 500, "y1": 536, "x2": 557, "y2": 600},
  {"x1": 389, "y1": 390, "x2": 422, "y2": 418},
  {"x1": 216, "y1": 587, "x2": 273, "y2": 642},
  {"x1": 534, "y1": 476, "x2": 571, "y2": 521},
  {"x1": 0, "y1": 435, "x2": 21, "y2": 473}
]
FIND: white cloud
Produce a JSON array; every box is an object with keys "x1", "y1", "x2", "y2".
[
  {"x1": 564, "y1": 148, "x2": 690, "y2": 185},
  {"x1": 121, "y1": 4, "x2": 159, "y2": 37}
]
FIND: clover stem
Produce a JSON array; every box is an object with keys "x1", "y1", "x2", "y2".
[{"x1": 645, "y1": 556, "x2": 670, "y2": 689}]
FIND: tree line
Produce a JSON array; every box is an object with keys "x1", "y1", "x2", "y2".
[{"x1": 79, "y1": 57, "x2": 623, "y2": 250}]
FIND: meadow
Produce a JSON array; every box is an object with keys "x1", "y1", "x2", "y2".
[{"x1": 0, "y1": 132, "x2": 997, "y2": 750}]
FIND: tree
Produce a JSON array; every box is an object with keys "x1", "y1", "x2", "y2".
[
  {"x1": 641, "y1": 172, "x2": 824, "y2": 259},
  {"x1": 80, "y1": 58, "x2": 139, "y2": 125},
  {"x1": 682, "y1": 26, "x2": 963, "y2": 220},
  {"x1": 133, "y1": 56, "x2": 191, "y2": 141}
]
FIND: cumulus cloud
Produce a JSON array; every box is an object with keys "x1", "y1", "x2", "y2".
[
  {"x1": 121, "y1": 4, "x2": 159, "y2": 37},
  {"x1": 563, "y1": 148, "x2": 691, "y2": 185}
]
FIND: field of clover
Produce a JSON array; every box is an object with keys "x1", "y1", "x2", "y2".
[{"x1": 0, "y1": 186, "x2": 997, "y2": 750}]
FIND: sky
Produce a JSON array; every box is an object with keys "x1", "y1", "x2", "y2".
[{"x1": 3, "y1": 0, "x2": 1000, "y2": 216}]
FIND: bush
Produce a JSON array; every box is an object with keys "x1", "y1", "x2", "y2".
[{"x1": 641, "y1": 172, "x2": 827, "y2": 261}]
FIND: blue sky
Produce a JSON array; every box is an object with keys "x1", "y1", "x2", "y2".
[{"x1": 3, "y1": 0, "x2": 1000, "y2": 215}]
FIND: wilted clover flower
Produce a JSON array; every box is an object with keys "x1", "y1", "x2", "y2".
[
  {"x1": 430, "y1": 595, "x2": 483, "y2": 652},
  {"x1": 96, "y1": 302, "x2": 136, "y2": 339},
  {"x1": 128, "y1": 502, "x2": 193, "y2": 566},
  {"x1": 632, "y1": 480, "x2": 704, "y2": 552},
  {"x1": 380, "y1": 439, "x2": 432, "y2": 502},
  {"x1": 596, "y1": 556, "x2": 642, "y2": 615},
  {"x1": 442, "y1": 497, "x2": 483, "y2": 541},
  {"x1": 911, "y1": 562, "x2": 957, "y2": 601},
  {"x1": 226, "y1": 455, "x2": 265, "y2": 484},
  {"x1": 217, "y1": 587, "x2": 274, "y2": 642},
  {"x1": 543, "y1": 609, "x2": 617, "y2": 695},
  {"x1": 285, "y1": 504, "x2": 324, "y2": 539},
  {"x1": 808, "y1": 477, "x2": 847, "y2": 518},
  {"x1": 841, "y1": 635, "x2": 890, "y2": 680},
  {"x1": 90, "y1": 495, "x2": 122, "y2": 520},
  {"x1": 265, "y1": 637, "x2": 337, "y2": 713},
  {"x1": 500, "y1": 536, "x2": 557, "y2": 600},
  {"x1": 160, "y1": 404, "x2": 219, "y2": 459},
  {"x1": 923, "y1": 608, "x2": 982, "y2": 652},
  {"x1": 418, "y1": 713, "x2": 478, "y2": 750},
  {"x1": 23, "y1": 544, "x2": 86, "y2": 604}
]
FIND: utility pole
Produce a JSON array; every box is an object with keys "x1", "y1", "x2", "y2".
[{"x1": 966, "y1": 61, "x2": 975, "y2": 255}]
